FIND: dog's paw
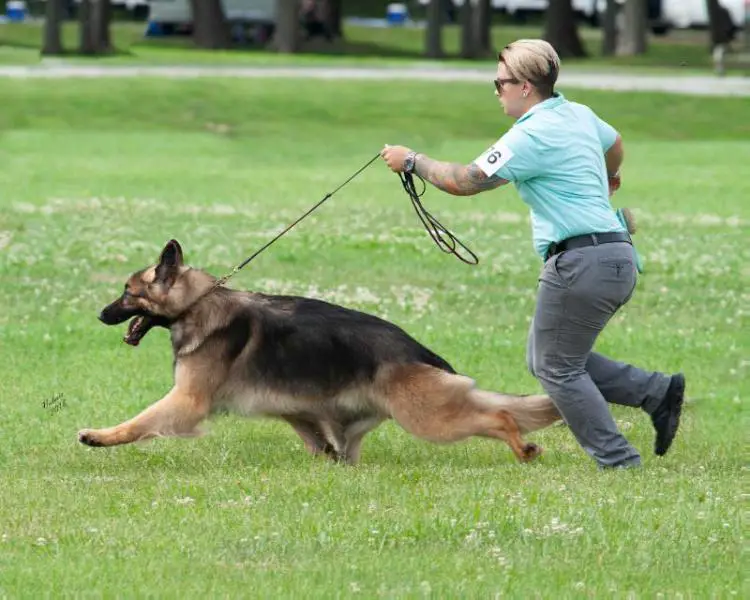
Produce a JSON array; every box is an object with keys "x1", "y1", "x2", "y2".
[
  {"x1": 78, "y1": 429, "x2": 105, "y2": 447},
  {"x1": 521, "y1": 442, "x2": 543, "y2": 462}
]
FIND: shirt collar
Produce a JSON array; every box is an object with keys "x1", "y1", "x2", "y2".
[{"x1": 516, "y1": 91, "x2": 566, "y2": 124}]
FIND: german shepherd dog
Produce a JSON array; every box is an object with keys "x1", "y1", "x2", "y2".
[{"x1": 79, "y1": 240, "x2": 562, "y2": 464}]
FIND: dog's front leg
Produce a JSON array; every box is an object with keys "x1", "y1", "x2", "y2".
[{"x1": 78, "y1": 386, "x2": 209, "y2": 447}]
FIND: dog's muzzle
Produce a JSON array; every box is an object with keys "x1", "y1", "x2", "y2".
[{"x1": 99, "y1": 300, "x2": 139, "y2": 325}]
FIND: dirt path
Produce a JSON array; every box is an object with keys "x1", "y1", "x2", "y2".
[{"x1": 1, "y1": 63, "x2": 748, "y2": 96}]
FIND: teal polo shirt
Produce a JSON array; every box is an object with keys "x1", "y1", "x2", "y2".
[{"x1": 473, "y1": 92, "x2": 626, "y2": 259}]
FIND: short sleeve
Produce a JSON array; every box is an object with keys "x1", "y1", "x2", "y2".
[
  {"x1": 592, "y1": 112, "x2": 619, "y2": 152},
  {"x1": 472, "y1": 128, "x2": 539, "y2": 183}
]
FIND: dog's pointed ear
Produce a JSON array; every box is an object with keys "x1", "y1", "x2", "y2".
[{"x1": 155, "y1": 239, "x2": 184, "y2": 285}]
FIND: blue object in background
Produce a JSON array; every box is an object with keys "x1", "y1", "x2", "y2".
[
  {"x1": 144, "y1": 21, "x2": 164, "y2": 37},
  {"x1": 6, "y1": 1, "x2": 27, "y2": 22},
  {"x1": 386, "y1": 3, "x2": 408, "y2": 26}
]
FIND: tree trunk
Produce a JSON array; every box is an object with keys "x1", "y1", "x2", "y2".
[
  {"x1": 460, "y1": 0, "x2": 476, "y2": 59},
  {"x1": 425, "y1": 0, "x2": 444, "y2": 58},
  {"x1": 616, "y1": 0, "x2": 648, "y2": 56},
  {"x1": 324, "y1": 0, "x2": 343, "y2": 39},
  {"x1": 443, "y1": 0, "x2": 457, "y2": 23},
  {"x1": 601, "y1": 0, "x2": 618, "y2": 56},
  {"x1": 189, "y1": 0, "x2": 232, "y2": 49},
  {"x1": 706, "y1": 0, "x2": 736, "y2": 48},
  {"x1": 543, "y1": 0, "x2": 587, "y2": 58},
  {"x1": 706, "y1": 0, "x2": 737, "y2": 75},
  {"x1": 78, "y1": 0, "x2": 96, "y2": 55},
  {"x1": 91, "y1": 0, "x2": 112, "y2": 53},
  {"x1": 474, "y1": 0, "x2": 492, "y2": 57},
  {"x1": 41, "y1": 0, "x2": 64, "y2": 56},
  {"x1": 272, "y1": 0, "x2": 301, "y2": 53}
]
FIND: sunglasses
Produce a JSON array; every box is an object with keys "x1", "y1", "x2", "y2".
[{"x1": 494, "y1": 77, "x2": 520, "y2": 93}]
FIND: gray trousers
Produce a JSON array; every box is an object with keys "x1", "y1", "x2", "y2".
[{"x1": 527, "y1": 241, "x2": 671, "y2": 467}]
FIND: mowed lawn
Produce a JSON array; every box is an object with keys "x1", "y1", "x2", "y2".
[{"x1": 0, "y1": 78, "x2": 746, "y2": 597}]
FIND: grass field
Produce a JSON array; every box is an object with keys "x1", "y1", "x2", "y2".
[
  {"x1": 0, "y1": 77, "x2": 746, "y2": 597},
  {"x1": 2, "y1": 19, "x2": 747, "y2": 74}
]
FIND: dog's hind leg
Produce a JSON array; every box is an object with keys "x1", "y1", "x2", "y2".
[
  {"x1": 78, "y1": 386, "x2": 209, "y2": 448},
  {"x1": 340, "y1": 415, "x2": 385, "y2": 465},
  {"x1": 376, "y1": 364, "x2": 542, "y2": 463},
  {"x1": 282, "y1": 416, "x2": 339, "y2": 460},
  {"x1": 317, "y1": 420, "x2": 348, "y2": 462},
  {"x1": 284, "y1": 413, "x2": 384, "y2": 465},
  {"x1": 472, "y1": 409, "x2": 542, "y2": 462}
]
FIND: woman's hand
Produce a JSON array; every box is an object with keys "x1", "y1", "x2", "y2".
[{"x1": 380, "y1": 145, "x2": 413, "y2": 173}]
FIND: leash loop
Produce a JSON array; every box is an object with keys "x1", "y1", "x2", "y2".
[{"x1": 398, "y1": 171, "x2": 479, "y2": 265}]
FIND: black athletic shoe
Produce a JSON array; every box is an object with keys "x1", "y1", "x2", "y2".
[{"x1": 651, "y1": 373, "x2": 686, "y2": 456}]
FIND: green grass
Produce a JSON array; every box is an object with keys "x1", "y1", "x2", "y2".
[
  {"x1": 1, "y1": 19, "x2": 745, "y2": 74},
  {"x1": 0, "y1": 79, "x2": 746, "y2": 598}
]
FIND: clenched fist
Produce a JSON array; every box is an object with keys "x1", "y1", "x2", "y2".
[{"x1": 380, "y1": 144, "x2": 413, "y2": 173}]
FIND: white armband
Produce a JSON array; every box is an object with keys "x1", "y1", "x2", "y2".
[{"x1": 474, "y1": 141, "x2": 514, "y2": 176}]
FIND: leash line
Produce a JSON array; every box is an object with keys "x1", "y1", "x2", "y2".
[
  {"x1": 213, "y1": 152, "x2": 382, "y2": 288},
  {"x1": 179, "y1": 150, "x2": 479, "y2": 319}
]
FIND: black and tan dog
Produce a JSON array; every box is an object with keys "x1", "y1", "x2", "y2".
[{"x1": 79, "y1": 240, "x2": 562, "y2": 464}]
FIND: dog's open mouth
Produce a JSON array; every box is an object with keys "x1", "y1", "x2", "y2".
[
  {"x1": 123, "y1": 314, "x2": 172, "y2": 346},
  {"x1": 124, "y1": 315, "x2": 155, "y2": 346}
]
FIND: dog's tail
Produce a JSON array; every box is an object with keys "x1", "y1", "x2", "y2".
[{"x1": 470, "y1": 389, "x2": 562, "y2": 434}]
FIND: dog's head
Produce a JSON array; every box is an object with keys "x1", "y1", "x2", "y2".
[{"x1": 99, "y1": 239, "x2": 187, "y2": 346}]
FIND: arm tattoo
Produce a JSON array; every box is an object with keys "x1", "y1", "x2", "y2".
[{"x1": 414, "y1": 154, "x2": 508, "y2": 196}]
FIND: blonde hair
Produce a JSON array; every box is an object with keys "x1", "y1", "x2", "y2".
[{"x1": 498, "y1": 39, "x2": 560, "y2": 98}]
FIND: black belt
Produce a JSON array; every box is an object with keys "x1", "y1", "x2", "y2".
[{"x1": 545, "y1": 231, "x2": 632, "y2": 261}]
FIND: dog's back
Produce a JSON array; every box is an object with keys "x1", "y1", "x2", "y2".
[{"x1": 247, "y1": 292, "x2": 456, "y2": 393}]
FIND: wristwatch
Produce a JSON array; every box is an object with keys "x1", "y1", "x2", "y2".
[{"x1": 403, "y1": 151, "x2": 418, "y2": 174}]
